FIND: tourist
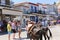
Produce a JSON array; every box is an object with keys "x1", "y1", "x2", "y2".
[
  {"x1": 11, "y1": 20, "x2": 16, "y2": 39},
  {"x1": 17, "y1": 21, "x2": 22, "y2": 38},
  {"x1": 7, "y1": 21, "x2": 12, "y2": 40}
]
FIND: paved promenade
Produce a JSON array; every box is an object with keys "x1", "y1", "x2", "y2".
[{"x1": 0, "y1": 24, "x2": 60, "y2": 40}]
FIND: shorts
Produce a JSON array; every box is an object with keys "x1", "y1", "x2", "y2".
[
  {"x1": 8, "y1": 31, "x2": 11, "y2": 35},
  {"x1": 12, "y1": 29, "x2": 16, "y2": 33}
]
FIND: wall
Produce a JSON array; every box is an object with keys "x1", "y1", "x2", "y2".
[{"x1": 2, "y1": 9, "x2": 23, "y2": 15}]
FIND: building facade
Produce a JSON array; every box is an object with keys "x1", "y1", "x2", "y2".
[
  {"x1": 14, "y1": 2, "x2": 39, "y2": 13},
  {"x1": 0, "y1": 0, "x2": 14, "y2": 21},
  {"x1": 0, "y1": 0, "x2": 14, "y2": 7},
  {"x1": 13, "y1": 2, "x2": 59, "y2": 25},
  {"x1": 0, "y1": 8, "x2": 23, "y2": 22},
  {"x1": 14, "y1": 2, "x2": 39, "y2": 24},
  {"x1": 38, "y1": 3, "x2": 57, "y2": 15}
]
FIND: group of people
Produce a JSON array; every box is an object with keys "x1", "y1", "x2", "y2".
[
  {"x1": 1, "y1": 19, "x2": 52, "y2": 40},
  {"x1": 26, "y1": 20, "x2": 52, "y2": 40},
  {"x1": 7, "y1": 20, "x2": 21, "y2": 40}
]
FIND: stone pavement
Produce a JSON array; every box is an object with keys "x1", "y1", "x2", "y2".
[
  {"x1": 0, "y1": 28, "x2": 29, "y2": 40},
  {"x1": 0, "y1": 24, "x2": 60, "y2": 40},
  {"x1": 49, "y1": 24, "x2": 60, "y2": 40}
]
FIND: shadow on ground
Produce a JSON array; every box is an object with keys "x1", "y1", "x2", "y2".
[
  {"x1": 14, "y1": 37, "x2": 29, "y2": 40},
  {"x1": 0, "y1": 32, "x2": 7, "y2": 35},
  {"x1": 0, "y1": 28, "x2": 26, "y2": 35}
]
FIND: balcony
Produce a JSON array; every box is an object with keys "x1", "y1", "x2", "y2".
[{"x1": 0, "y1": 2, "x2": 12, "y2": 8}]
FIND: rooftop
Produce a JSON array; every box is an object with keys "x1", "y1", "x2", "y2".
[{"x1": 14, "y1": 2, "x2": 39, "y2": 7}]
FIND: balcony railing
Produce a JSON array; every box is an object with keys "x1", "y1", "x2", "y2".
[{"x1": 0, "y1": 2, "x2": 12, "y2": 8}]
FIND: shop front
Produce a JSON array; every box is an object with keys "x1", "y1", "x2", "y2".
[
  {"x1": 2, "y1": 8, "x2": 23, "y2": 21},
  {"x1": 0, "y1": 8, "x2": 23, "y2": 32}
]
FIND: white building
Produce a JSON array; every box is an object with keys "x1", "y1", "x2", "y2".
[
  {"x1": 38, "y1": 3, "x2": 56, "y2": 15},
  {"x1": 14, "y1": 2, "x2": 39, "y2": 13},
  {"x1": 38, "y1": 3, "x2": 57, "y2": 21},
  {"x1": 14, "y1": 2, "x2": 39, "y2": 23},
  {"x1": 13, "y1": 2, "x2": 58, "y2": 24}
]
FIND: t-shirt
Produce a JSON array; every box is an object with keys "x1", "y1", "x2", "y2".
[
  {"x1": 7, "y1": 24, "x2": 11, "y2": 32},
  {"x1": 11, "y1": 23, "x2": 16, "y2": 29}
]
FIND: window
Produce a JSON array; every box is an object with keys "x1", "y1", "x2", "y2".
[
  {"x1": 30, "y1": 16, "x2": 35, "y2": 21},
  {"x1": 23, "y1": 8, "x2": 27, "y2": 14},
  {"x1": 31, "y1": 6, "x2": 33, "y2": 12},
  {"x1": 35, "y1": 16, "x2": 38, "y2": 23},
  {"x1": 1, "y1": 0, "x2": 5, "y2": 5},
  {"x1": 30, "y1": 6, "x2": 38, "y2": 13},
  {"x1": 34, "y1": 6, "x2": 37, "y2": 13}
]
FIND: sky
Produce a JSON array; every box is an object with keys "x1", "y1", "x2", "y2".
[{"x1": 11, "y1": 0, "x2": 58, "y2": 4}]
